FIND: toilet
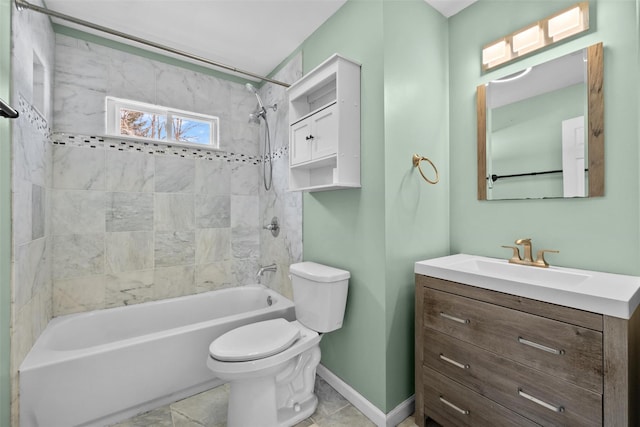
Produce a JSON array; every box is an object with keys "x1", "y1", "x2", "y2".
[{"x1": 207, "y1": 261, "x2": 350, "y2": 427}]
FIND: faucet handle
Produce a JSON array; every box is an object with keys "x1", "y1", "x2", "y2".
[
  {"x1": 502, "y1": 245, "x2": 522, "y2": 263},
  {"x1": 534, "y1": 249, "x2": 559, "y2": 268}
]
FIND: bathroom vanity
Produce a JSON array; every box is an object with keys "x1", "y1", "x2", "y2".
[{"x1": 414, "y1": 254, "x2": 640, "y2": 427}]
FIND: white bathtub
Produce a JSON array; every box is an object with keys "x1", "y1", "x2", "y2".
[{"x1": 19, "y1": 285, "x2": 296, "y2": 427}]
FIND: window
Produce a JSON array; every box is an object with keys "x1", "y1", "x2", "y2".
[{"x1": 106, "y1": 97, "x2": 219, "y2": 148}]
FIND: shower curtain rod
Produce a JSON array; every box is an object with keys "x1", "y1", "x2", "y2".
[
  {"x1": 14, "y1": 0, "x2": 290, "y2": 88},
  {"x1": 0, "y1": 97, "x2": 19, "y2": 119}
]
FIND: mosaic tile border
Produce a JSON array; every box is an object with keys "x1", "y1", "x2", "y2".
[
  {"x1": 267, "y1": 146, "x2": 288, "y2": 163},
  {"x1": 18, "y1": 94, "x2": 50, "y2": 138},
  {"x1": 50, "y1": 133, "x2": 289, "y2": 165}
]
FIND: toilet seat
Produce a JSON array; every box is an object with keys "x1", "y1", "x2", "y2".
[{"x1": 210, "y1": 318, "x2": 300, "y2": 362}]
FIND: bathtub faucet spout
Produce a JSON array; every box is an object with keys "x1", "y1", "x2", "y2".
[{"x1": 256, "y1": 264, "x2": 277, "y2": 283}]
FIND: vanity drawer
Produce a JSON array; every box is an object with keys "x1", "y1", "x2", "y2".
[
  {"x1": 422, "y1": 366, "x2": 539, "y2": 427},
  {"x1": 423, "y1": 287, "x2": 603, "y2": 393},
  {"x1": 423, "y1": 327, "x2": 602, "y2": 426}
]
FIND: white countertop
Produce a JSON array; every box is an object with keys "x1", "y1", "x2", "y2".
[{"x1": 415, "y1": 254, "x2": 640, "y2": 319}]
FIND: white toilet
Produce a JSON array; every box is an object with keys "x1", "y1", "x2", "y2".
[{"x1": 207, "y1": 261, "x2": 350, "y2": 427}]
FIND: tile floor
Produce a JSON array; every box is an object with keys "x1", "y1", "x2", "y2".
[{"x1": 112, "y1": 376, "x2": 418, "y2": 427}]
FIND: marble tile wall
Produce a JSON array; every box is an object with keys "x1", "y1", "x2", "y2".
[
  {"x1": 258, "y1": 54, "x2": 304, "y2": 299},
  {"x1": 50, "y1": 36, "x2": 303, "y2": 314},
  {"x1": 10, "y1": 1, "x2": 55, "y2": 425},
  {"x1": 10, "y1": 15, "x2": 303, "y2": 427},
  {"x1": 53, "y1": 35, "x2": 261, "y2": 157},
  {"x1": 49, "y1": 136, "x2": 263, "y2": 314}
]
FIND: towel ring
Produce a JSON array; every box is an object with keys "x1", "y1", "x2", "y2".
[{"x1": 412, "y1": 154, "x2": 439, "y2": 184}]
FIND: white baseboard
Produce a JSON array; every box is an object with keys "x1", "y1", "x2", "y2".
[
  {"x1": 316, "y1": 364, "x2": 415, "y2": 427},
  {"x1": 385, "y1": 395, "x2": 415, "y2": 427}
]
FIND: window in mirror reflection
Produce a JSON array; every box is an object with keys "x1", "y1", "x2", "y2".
[{"x1": 485, "y1": 48, "x2": 587, "y2": 200}]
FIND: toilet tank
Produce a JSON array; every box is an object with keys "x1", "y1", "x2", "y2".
[{"x1": 290, "y1": 262, "x2": 350, "y2": 333}]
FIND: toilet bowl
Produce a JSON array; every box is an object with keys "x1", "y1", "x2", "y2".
[
  {"x1": 207, "y1": 319, "x2": 321, "y2": 427},
  {"x1": 207, "y1": 262, "x2": 350, "y2": 427}
]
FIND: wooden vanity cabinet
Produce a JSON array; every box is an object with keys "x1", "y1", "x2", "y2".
[{"x1": 415, "y1": 274, "x2": 640, "y2": 427}]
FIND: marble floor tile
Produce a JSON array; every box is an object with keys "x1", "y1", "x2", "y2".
[
  {"x1": 111, "y1": 406, "x2": 173, "y2": 427},
  {"x1": 311, "y1": 404, "x2": 375, "y2": 427},
  {"x1": 293, "y1": 419, "x2": 316, "y2": 427},
  {"x1": 170, "y1": 410, "x2": 206, "y2": 427},
  {"x1": 407, "y1": 416, "x2": 442, "y2": 427},
  {"x1": 311, "y1": 376, "x2": 350, "y2": 419},
  {"x1": 170, "y1": 384, "x2": 229, "y2": 427},
  {"x1": 397, "y1": 415, "x2": 419, "y2": 427},
  {"x1": 113, "y1": 376, "x2": 416, "y2": 427}
]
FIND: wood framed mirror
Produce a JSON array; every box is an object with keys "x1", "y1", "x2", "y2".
[{"x1": 477, "y1": 42, "x2": 603, "y2": 200}]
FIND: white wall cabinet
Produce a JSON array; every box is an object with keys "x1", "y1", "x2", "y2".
[
  {"x1": 290, "y1": 104, "x2": 337, "y2": 166},
  {"x1": 287, "y1": 54, "x2": 361, "y2": 192}
]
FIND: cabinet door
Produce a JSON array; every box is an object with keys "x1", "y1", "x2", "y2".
[
  {"x1": 310, "y1": 104, "x2": 338, "y2": 160},
  {"x1": 290, "y1": 119, "x2": 312, "y2": 166}
]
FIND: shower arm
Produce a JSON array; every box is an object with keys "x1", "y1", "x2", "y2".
[{"x1": 14, "y1": 0, "x2": 290, "y2": 88}]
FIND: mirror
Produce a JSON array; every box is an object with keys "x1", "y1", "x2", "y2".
[{"x1": 477, "y1": 42, "x2": 603, "y2": 200}]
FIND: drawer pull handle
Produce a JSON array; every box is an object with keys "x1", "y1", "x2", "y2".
[
  {"x1": 517, "y1": 337, "x2": 565, "y2": 355},
  {"x1": 439, "y1": 312, "x2": 470, "y2": 324},
  {"x1": 439, "y1": 396, "x2": 470, "y2": 415},
  {"x1": 518, "y1": 388, "x2": 565, "y2": 413},
  {"x1": 439, "y1": 354, "x2": 470, "y2": 370}
]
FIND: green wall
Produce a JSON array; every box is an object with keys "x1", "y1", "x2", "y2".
[
  {"x1": 300, "y1": 0, "x2": 639, "y2": 414},
  {"x1": 300, "y1": 0, "x2": 388, "y2": 411},
  {"x1": 382, "y1": 0, "x2": 449, "y2": 410},
  {"x1": 0, "y1": 0, "x2": 11, "y2": 424},
  {"x1": 299, "y1": 0, "x2": 449, "y2": 412},
  {"x1": 449, "y1": 0, "x2": 640, "y2": 275}
]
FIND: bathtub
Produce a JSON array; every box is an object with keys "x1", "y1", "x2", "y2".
[{"x1": 19, "y1": 285, "x2": 295, "y2": 427}]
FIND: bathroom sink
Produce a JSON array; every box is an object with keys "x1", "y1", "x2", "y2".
[
  {"x1": 449, "y1": 258, "x2": 590, "y2": 289},
  {"x1": 414, "y1": 254, "x2": 640, "y2": 318}
]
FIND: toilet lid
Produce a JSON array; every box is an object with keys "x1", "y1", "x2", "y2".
[{"x1": 209, "y1": 318, "x2": 300, "y2": 362}]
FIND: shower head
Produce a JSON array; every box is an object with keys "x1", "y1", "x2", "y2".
[
  {"x1": 246, "y1": 82, "x2": 277, "y2": 125},
  {"x1": 246, "y1": 83, "x2": 265, "y2": 110}
]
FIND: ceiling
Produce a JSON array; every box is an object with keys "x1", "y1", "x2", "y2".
[
  {"x1": 43, "y1": 0, "x2": 476, "y2": 81},
  {"x1": 424, "y1": 0, "x2": 476, "y2": 18}
]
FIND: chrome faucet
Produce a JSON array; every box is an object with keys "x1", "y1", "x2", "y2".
[
  {"x1": 256, "y1": 264, "x2": 277, "y2": 283},
  {"x1": 502, "y1": 238, "x2": 559, "y2": 268}
]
